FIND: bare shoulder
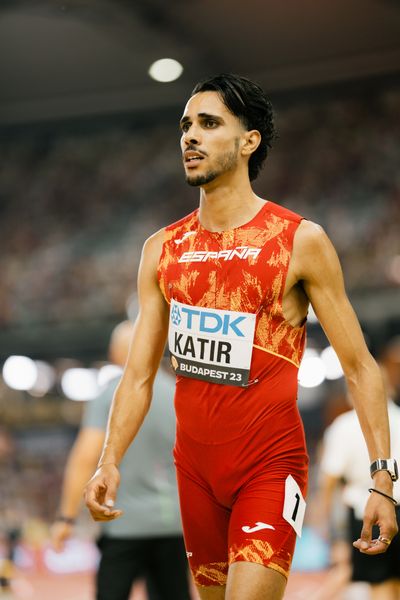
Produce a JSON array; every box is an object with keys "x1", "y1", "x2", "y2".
[
  {"x1": 141, "y1": 227, "x2": 166, "y2": 267},
  {"x1": 295, "y1": 219, "x2": 330, "y2": 251},
  {"x1": 143, "y1": 226, "x2": 165, "y2": 254},
  {"x1": 293, "y1": 219, "x2": 341, "y2": 282}
]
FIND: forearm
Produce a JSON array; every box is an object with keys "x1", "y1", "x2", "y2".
[{"x1": 345, "y1": 354, "x2": 392, "y2": 488}]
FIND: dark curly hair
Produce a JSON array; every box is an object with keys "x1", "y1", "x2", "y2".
[{"x1": 191, "y1": 73, "x2": 276, "y2": 181}]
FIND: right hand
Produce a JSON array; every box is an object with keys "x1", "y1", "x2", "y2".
[{"x1": 84, "y1": 464, "x2": 123, "y2": 522}]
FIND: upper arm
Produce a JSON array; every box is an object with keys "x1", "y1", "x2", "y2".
[
  {"x1": 293, "y1": 220, "x2": 372, "y2": 375},
  {"x1": 120, "y1": 229, "x2": 169, "y2": 390}
]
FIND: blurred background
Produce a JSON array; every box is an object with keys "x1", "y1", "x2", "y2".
[{"x1": 0, "y1": 1, "x2": 399, "y2": 599}]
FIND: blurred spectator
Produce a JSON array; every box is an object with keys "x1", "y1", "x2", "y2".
[
  {"x1": 0, "y1": 84, "x2": 399, "y2": 328},
  {"x1": 319, "y1": 349, "x2": 400, "y2": 599},
  {"x1": 50, "y1": 321, "x2": 190, "y2": 600}
]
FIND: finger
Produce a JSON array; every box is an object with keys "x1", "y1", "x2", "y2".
[
  {"x1": 356, "y1": 518, "x2": 373, "y2": 551},
  {"x1": 84, "y1": 484, "x2": 109, "y2": 514},
  {"x1": 93, "y1": 509, "x2": 123, "y2": 522},
  {"x1": 103, "y1": 482, "x2": 118, "y2": 510},
  {"x1": 353, "y1": 538, "x2": 374, "y2": 553},
  {"x1": 354, "y1": 537, "x2": 391, "y2": 555}
]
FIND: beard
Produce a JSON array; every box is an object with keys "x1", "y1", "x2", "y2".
[{"x1": 185, "y1": 140, "x2": 239, "y2": 187}]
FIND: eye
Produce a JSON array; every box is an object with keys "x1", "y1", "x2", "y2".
[
  {"x1": 204, "y1": 119, "x2": 217, "y2": 128},
  {"x1": 180, "y1": 122, "x2": 191, "y2": 133}
]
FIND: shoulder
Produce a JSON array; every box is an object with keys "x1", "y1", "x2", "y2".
[
  {"x1": 292, "y1": 219, "x2": 342, "y2": 282},
  {"x1": 264, "y1": 200, "x2": 303, "y2": 224},
  {"x1": 294, "y1": 219, "x2": 329, "y2": 251},
  {"x1": 143, "y1": 210, "x2": 198, "y2": 256}
]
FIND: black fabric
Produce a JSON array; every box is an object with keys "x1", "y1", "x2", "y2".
[
  {"x1": 349, "y1": 507, "x2": 400, "y2": 584},
  {"x1": 96, "y1": 534, "x2": 190, "y2": 600}
]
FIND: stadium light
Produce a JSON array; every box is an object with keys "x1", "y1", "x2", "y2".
[
  {"x1": 320, "y1": 346, "x2": 344, "y2": 380},
  {"x1": 61, "y1": 368, "x2": 99, "y2": 401},
  {"x1": 2, "y1": 355, "x2": 38, "y2": 391},
  {"x1": 148, "y1": 58, "x2": 183, "y2": 82},
  {"x1": 298, "y1": 349, "x2": 326, "y2": 388}
]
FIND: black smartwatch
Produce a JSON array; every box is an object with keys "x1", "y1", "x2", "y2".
[{"x1": 370, "y1": 458, "x2": 399, "y2": 482}]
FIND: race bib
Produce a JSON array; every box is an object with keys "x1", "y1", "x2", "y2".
[{"x1": 168, "y1": 299, "x2": 256, "y2": 387}]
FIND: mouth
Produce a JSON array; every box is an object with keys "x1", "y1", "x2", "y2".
[{"x1": 183, "y1": 151, "x2": 206, "y2": 167}]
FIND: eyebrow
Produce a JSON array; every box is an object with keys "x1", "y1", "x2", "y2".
[{"x1": 179, "y1": 112, "x2": 225, "y2": 126}]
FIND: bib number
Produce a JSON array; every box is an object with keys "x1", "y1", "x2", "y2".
[
  {"x1": 283, "y1": 475, "x2": 306, "y2": 537},
  {"x1": 168, "y1": 299, "x2": 256, "y2": 387}
]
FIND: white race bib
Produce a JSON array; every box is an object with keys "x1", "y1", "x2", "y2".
[
  {"x1": 168, "y1": 299, "x2": 256, "y2": 387},
  {"x1": 283, "y1": 475, "x2": 306, "y2": 537}
]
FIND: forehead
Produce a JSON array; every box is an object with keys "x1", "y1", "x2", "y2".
[{"x1": 181, "y1": 91, "x2": 234, "y2": 121}]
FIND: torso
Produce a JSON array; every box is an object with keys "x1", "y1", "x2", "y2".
[{"x1": 157, "y1": 200, "x2": 308, "y2": 444}]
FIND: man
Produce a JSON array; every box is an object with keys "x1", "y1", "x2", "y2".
[
  {"x1": 85, "y1": 74, "x2": 398, "y2": 600},
  {"x1": 319, "y1": 342, "x2": 400, "y2": 599},
  {"x1": 52, "y1": 321, "x2": 190, "y2": 600}
]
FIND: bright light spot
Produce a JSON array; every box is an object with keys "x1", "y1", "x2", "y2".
[
  {"x1": 29, "y1": 360, "x2": 56, "y2": 396},
  {"x1": 299, "y1": 351, "x2": 326, "y2": 388},
  {"x1": 148, "y1": 58, "x2": 183, "y2": 82},
  {"x1": 320, "y1": 346, "x2": 344, "y2": 380},
  {"x1": 61, "y1": 368, "x2": 99, "y2": 401},
  {"x1": 97, "y1": 364, "x2": 123, "y2": 388},
  {"x1": 3, "y1": 355, "x2": 38, "y2": 390}
]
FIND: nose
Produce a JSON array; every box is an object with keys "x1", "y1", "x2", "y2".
[{"x1": 182, "y1": 125, "x2": 201, "y2": 147}]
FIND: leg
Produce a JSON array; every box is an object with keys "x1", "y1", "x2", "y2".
[
  {"x1": 144, "y1": 535, "x2": 191, "y2": 600},
  {"x1": 175, "y1": 465, "x2": 230, "y2": 594},
  {"x1": 196, "y1": 585, "x2": 226, "y2": 600},
  {"x1": 226, "y1": 562, "x2": 286, "y2": 600},
  {"x1": 96, "y1": 535, "x2": 143, "y2": 600}
]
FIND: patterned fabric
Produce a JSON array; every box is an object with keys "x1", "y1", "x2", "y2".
[
  {"x1": 158, "y1": 201, "x2": 306, "y2": 368},
  {"x1": 158, "y1": 201, "x2": 309, "y2": 583}
]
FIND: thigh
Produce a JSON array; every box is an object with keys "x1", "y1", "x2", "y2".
[
  {"x1": 228, "y1": 470, "x2": 307, "y2": 581},
  {"x1": 96, "y1": 535, "x2": 144, "y2": 600},
  {"x1": 145, "y1": 535, "x2": 191, "y2": 600},
  {"x1": 176, "y1": 465, "x2": 230, "y2": 588}
]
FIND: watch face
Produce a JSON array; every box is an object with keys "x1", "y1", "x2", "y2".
[{"x1": 394, "y1": 459, "x2": 399, "y2": 480}]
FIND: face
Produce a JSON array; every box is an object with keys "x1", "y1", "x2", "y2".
[{"x1": 179, "y1": 91, "x2": 246, "y2": 187}]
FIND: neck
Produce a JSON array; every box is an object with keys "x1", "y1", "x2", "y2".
[{"x1": 197, "y1": 174, "x2": 265, "y2": 232}]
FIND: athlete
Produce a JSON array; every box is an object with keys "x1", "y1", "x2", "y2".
[{"x1": 84, "y1": 74, "x2": 398, "y2": 600}]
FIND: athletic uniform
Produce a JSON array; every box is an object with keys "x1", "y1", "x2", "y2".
[{"x1": 157, "y1": 200, "x2": 309, "y2": 586}]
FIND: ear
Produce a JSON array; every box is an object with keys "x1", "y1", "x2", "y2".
[{"x1": 241, "y1": 130, "x2": 261, "y2": 157}]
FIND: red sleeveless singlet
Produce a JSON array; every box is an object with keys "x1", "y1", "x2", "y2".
[{"x1": 157, "y1": 200, "x2": 306, "y2": 445}]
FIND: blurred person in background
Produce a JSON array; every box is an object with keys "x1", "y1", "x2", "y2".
[
  {"x1": 51, "y1": 321, "x2": 190, "y2": 600},
  {"x1": 0, "y1": 428, "x2": 20, "y2": 599},
  {"x1": 84, "y1": 73, "x2": 397, "y2": 600},
  {"x1": 319, "y1": 338, "x2": 400, "y2": 600}
]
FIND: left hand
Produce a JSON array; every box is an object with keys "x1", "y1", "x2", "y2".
[{"x1": 353, "y1": 489, "x2": 398, "y2": 555}]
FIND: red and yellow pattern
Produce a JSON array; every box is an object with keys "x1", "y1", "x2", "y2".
[
  {"x1": 158, "y1": 200, "x2": 306, "y2": 445},
  {"x1": 158, "y1": 201, "x2": 305, "y2": 368}
]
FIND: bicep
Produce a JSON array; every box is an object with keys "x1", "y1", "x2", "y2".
[
  {"x1": 297, "y1": 223, "x2": 371, "y2": 374},
  {"x1": 121, "y1": 232, "x2": 169, "y2": 388}
]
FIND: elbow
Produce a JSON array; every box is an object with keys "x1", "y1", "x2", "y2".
[{"x1": 342, "y1": 351, "x2": 380, "y2": 387}]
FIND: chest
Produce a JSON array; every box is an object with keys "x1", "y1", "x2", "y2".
[{"x1": 161, "y1": 225, "x2": 294, "y2": 313}]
